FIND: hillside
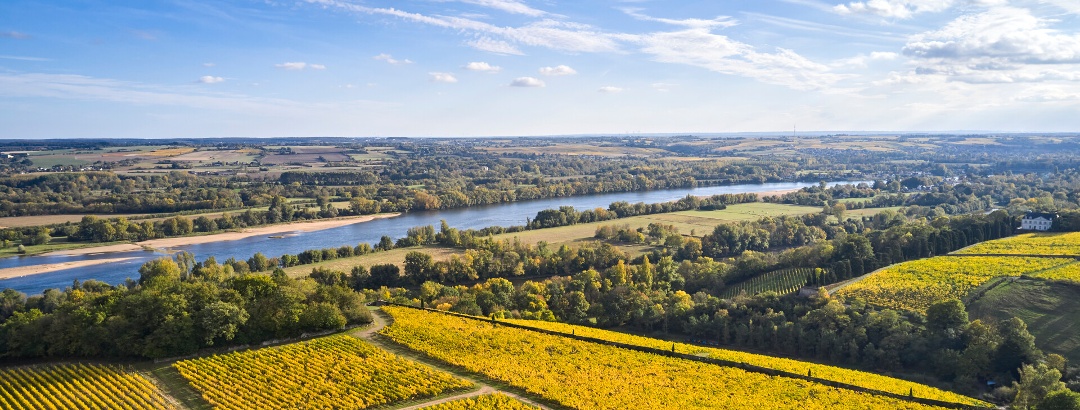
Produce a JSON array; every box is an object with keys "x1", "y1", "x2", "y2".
[{"x1": 967, "y1": 278, "x2": 1080, "y2": 364}]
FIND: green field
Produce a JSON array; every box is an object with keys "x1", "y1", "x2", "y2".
[
  {"x1": 967, "y1": 278, "x2": 1080, "y2": 364},
  {"x1": 280, "y1": 246, "x2": 461, "y2": 276},
  {"x1": 845, "y1": 206, "x2": 903, "y2": 219}
]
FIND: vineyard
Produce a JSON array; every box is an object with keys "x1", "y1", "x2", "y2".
[
  {"x1": 720, "y1": 267, "x2": 822, "y2": 299},
  {"x1": 0, "y1": 363, "x2": 178, "y2": 410},
  {"x1": 420, "y1": 393, "x2": 540, "y2": 410},
  {"x1": 174, "y1": 334, "x2": 472, "y2": 410},
  {"x1": 502, "y1": 318, "x2": 987, "y2": 407},
  {"x1": 954, "y1": 232, "x2": 1080, "y2": 255},
  {"x1": 1028, "y1": 261, "x2": 1080, "y2": 285},
  {"x1": 835, "y1": 256, "x2": 1072, "y2": 313},
  {"x1": 381, "y1": 306, "x2": 950, "y2": 410}
]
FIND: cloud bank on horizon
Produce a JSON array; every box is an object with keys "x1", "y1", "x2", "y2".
[{"x1": 0, "y1": 0, "x2": 1078, "y2": 138}]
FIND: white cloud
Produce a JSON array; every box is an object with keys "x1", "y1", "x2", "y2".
[
  {"x1": 429, "y1": 72, "x2": 459, "y2": 83},
  {"x1": 510, "y1": 77, "x2": 545, "y2": 87},
  {"x1": 198, "y1": 76, "x2": 225, "y2": 84},
  {"x1": 621, "y1": 8, "x2": 738, "y2": 29},
  {"x1": 634, "y1": 29, "x2": 844, "y2": 91},
  {"x1": 275, "y1": 62, "x2": 326, "y2": 70},
  {"x1": 467, "y1": 38, "x2": 524, "y2": 55},
  {"x1": 902, "y1": 7, "x2": 1080, "y2": 83},
  {"x1": 203, "y1": 62, "x2": 216, "y2": 67},
  {"x1": 305, "y1": 1, "x2": 622, "y2": 53},
  {"x1": 651, "y1": 82, "x2": 675, "y2": 92},
  {"x1": 598, "y1": 86, "x2": 623, "y2": 93},
  {"x1": 464, "y1": 62, "x2": 502, "y2": 73},
  {"x1": 458, "y1": 0, "x2": 546, "y2": 17},
  {"x1": 871, "y1": 51, "x2": 899, "y2": 60},
  {"x1": 305, "y1": 0, "x2": 842, "y2": 91},
  {"x1": 373, "y1": 53, "x2": 413, "y2": 65},
  {"x1": 539, "y1": 65, "x2": 577, "y2": 76},
  {"x1": 832, "y1": 0, "x2": 1003, "y2": 19}
]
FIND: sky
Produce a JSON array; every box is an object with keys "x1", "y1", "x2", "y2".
[{"x1": 2, "y1": 0, "x2": 1080, "y2": 138}]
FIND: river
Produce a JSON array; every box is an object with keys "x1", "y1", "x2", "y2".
[{"x1": 0, "y1": 180, "x2": 867, "y2": 294}]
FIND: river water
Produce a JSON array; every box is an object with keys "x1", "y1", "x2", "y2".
[{"x1": 0, "y1": 180, "x2": 867, "y2": 294}]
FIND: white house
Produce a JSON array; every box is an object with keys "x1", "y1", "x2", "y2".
[{"x1": 1021, "y1": 212, "x2": 1056, "y2": 231}]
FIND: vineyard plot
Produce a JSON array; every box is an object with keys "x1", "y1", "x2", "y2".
[
  {"x1": 835, "y1": 256, "x2": 1071, "y2": 313},
  {"x1": 174, "y1": 334, "x2": 472, "y2": 410},
  {"x1": 420, "y1": 393, "x2": 540, "y2": 410},
  {"x1": 381, "y1": 306, "x2": 951, "y2": 410},
  {"x1": 0, "y1": 363, "x2": 178, "y2": 410},
  {"x1": 502, "y1": 318, "x2": 987, "y2": 407}
]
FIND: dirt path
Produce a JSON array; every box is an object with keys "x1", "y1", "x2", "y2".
[{"x1": 352, "y1": 307, "x2": 554, "y2": 410}]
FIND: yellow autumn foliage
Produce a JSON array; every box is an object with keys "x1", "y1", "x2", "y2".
[
  {"x1": 174, "y1": 334, "x2": 471, "y2": 410},
  {"x1": 0, "y1": 363, "x2": 178, "y2": 410},
  {"x1": 381, "y1": 306, "x2": 949, "y2": 410},
  {"x1": 502, "y1": 318, "x2": 988, "y2": 407},
  {"x1": 835, "y1": 256, "x2": 1069, "y2": 313}
]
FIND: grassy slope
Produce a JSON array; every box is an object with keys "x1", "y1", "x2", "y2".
[{"x1": 967, "y1": 278, "x2": 1080, "y2": 364}]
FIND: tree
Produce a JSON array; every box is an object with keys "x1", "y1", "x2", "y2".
[
  {"x1": 1039, "y1": 390, "x2": 1080, "y2": 410},
  {"x1": 198, "y1": 301, "x2": 249, "y2": 346},
  {"x1": 1012, "y1": 363, "x2": 1066, "y2": 409},
  {"x1": 247, "y1": 252, "x2": 270, "y2": 272},
  {"x1": 138, "y1": 257, "x2": 182, "y2": 286},
  {"x1": 997, "y1": 317, "x2": 1042, "y2": 374},
  {"x1": 926, "y1": 299, "x2": 969, "y2": 333},
  {"x1": 298, "y1": 302, "x2": 346, "y2": 331},
  {"x1": 404, "y1": 251, "x2": 434, "y2": 285}
]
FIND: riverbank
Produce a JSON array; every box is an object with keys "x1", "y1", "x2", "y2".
[
  {"x1": 42, "y1": 213, "x2": 400, "y2": 257},
  {"x1": 0, "y1": 257, "x2": 141, "y2": 280}
]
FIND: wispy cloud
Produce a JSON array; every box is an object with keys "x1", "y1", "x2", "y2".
[
  {"x1": 467, "y1": 38, "x2": 524, "y2": 55},
  {"x1": 275, "y1": 62, "x2": 326, "y2": 70},
  {"x1": 457, "y1": 0, "x2": 547, "y2": 17},
  {"x1": 429, "y1": 72, "x2": 459, "y2": 83},
  {"x1": 621, "y1": 8, "x2": 738, "y2": 29},
  {"x1": 510, "y1": 77, "x2": 545, "y2": 87},
  {"x1": 464, "y1": 62, "x2": 502, "y2": 72},
  {"x1": 203, "y1": 62, "x2": 216, "y2": 67},
  {"x1": 198, "y1": 76, "x2": 225, "y2": 84},
  {"x1": 0, "y1": 55, "x2": 51, "y2": 62},
  {"x1": 373, "y1": 53, "x2": 413, "y2": 65},
  {"x1": 1, "y1": 31, "x2": 30, "y2": 39},
  {"x1": 598, "y1": 86, "x2": 623, "y2": 93},
  {"x1": 539, "y1": 65, "x2": 577, "y2": 76}
]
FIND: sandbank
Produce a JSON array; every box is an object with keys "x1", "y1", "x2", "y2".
[
  {"x1": 0, "y1": 257, "x2": 140, "y2": 280},
  {"x1": 42, "y1": 213, "x2": 399, "y2": 257}
]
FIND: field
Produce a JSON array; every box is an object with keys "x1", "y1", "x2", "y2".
[
  {"x1": 420, "y1": 393, "x2": 539, "y2": 410},
  {"x1": 381, "y1": 306, "x2": 949, "y2": 410},
  {"x1": 0, "y1": 363, "x2": 178, "y2": 409},
  {"x1": 480, "y1": 143, "x2": 666, "y2": 157},
  {"x1": 281, "y1": 246, "x2": 462, "y2": 277},
  {"x1": 1029, "y1": 261, "x2": 1080, "y2": 284},
  {"x1": 844, "y1": 206, "x2": 904, "y2": 219},
  {"x1": 967, "y1": 279, "x2": 1080, "y2": 364},
  {"x1": 173, "y1": 334, "x2": 472, "y2": 409},
  {"x1": 720, "y1": 267, "x2": 822, "y2": 299},
  {"x1": 955, "y1": 232, "x2": 1080, "y2": 256},
  {"x1": 490, "y1": 203, "x2": 823, "y2": 247},
  {"x1": 834, "y1": 256, "x2": 1073, "y2": 313},
  {"x1": 0, "y1": 238, "x2": 131, "y2": 258},
  {"x1": 0, "y1": 213, "x2": 148, "y2": 228},
  {"x1": 500, "y1": 317, "x2": 986, "y2": 407}
]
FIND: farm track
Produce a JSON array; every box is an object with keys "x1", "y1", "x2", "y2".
[{"x1": 353, "y1": 308, "x2": 556, "y2": 410}]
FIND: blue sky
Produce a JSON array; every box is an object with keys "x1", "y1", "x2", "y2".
[{"x1": 2, "y1": 0, "x2": 1079, "y2": 138}]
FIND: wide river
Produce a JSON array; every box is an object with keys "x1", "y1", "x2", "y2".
[{"x1": 0, "y1": 180, "x2": 866, "y2": 294}]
